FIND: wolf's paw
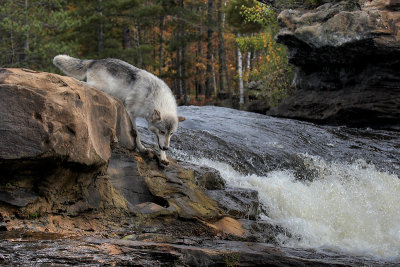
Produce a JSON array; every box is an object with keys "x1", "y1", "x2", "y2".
[
  {"x1": 160, "y1": 159, "x2": 170, "y2": 166},
  {"x1": 137, "y1": 146, "x2": 151, "y2": 153}
]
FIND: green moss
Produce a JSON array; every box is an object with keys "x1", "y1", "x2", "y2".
[{"x1": 29, "y1": 213, "x2": 39, "y2": 219}]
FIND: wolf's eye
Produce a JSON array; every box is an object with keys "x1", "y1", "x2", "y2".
[{"x1": 160, "y1": 130, "x2": 166, "y2": 135}]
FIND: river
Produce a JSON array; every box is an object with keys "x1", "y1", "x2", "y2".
[{"x1": 140, "y1": 106, "x2": 400, "y2": 262}]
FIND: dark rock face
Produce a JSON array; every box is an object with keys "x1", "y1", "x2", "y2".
[{"x1": 269, "y1": 0, "x2": 400, "y2": 129}]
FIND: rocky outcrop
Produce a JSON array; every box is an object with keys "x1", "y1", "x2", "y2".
[
  {"x1": 0, "y1": 68, "x2": 225, "y2": 221},
  {"x1": 269, "y1": 0, "x2": 400, "y2": 129}
]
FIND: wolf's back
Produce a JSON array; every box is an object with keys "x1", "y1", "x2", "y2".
[{"x1": 53, "y1": 55, "x2": 93, "y2": 80}]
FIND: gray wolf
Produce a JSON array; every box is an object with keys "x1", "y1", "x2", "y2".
[{"x1": 53, "y1": 55, "x2": 184, "y2": 165}]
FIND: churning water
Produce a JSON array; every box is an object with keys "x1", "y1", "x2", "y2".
[{"x1": 187, "y1": 155, "x2": 400, "y2": 259}]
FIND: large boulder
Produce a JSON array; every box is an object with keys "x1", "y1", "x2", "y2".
[
  {"x1": 0, "y1": 68, "x2": 135, "y2": 165},
  {"x1": 269, "y1": 0, "x2": 400, "y2": 129},
  {"x1": 0, "y1": 68, "x2": 136, "y2": 216}
]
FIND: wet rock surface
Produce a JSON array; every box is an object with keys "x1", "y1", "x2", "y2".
[
  {"x1": 270, "y1": 0, "x2": 400, "y2": 129},
  {"x1": 206, "y1": 188, "x2": 260, "y2": 220},
  {"x1": 0, "y1": 230, "x2": 395, "y2": 266},
  {"x1": 170, "y1": 106, "x2": 400, "y2": 177}
]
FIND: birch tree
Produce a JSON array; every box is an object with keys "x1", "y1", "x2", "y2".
[
  {"x1": 237, "y1": 34, "x2": 244, "y2": 106},
  {"x1": 217, "y1": 0, "x2": 230, "y2": 99}
]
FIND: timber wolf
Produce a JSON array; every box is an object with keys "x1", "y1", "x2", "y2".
[{"x1": 53, "y1": 55, "x2": 184, "y2": 165}]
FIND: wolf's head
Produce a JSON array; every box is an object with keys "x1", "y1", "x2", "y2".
[{"x1": 148, "y1": 110, "x2": 185, "y2": 151}]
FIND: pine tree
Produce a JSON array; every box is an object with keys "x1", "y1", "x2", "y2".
[{"x1": 0, "y1": 0, "x2": 78, "y2": 71}]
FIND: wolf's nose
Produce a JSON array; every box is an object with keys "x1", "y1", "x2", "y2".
[{"x1": 161, "y1": 146, "x2": 169, "y2": 151}]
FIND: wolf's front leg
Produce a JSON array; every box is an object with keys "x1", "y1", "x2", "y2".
[
  {"x1": 135, "y1": 134, "x2": 148, "y2": 153},
  {"x1": 130, "y1": 115, "x2": 150, "y2": 153},
  {"x1": 159, "y1": 150, "x2": 169, "y2": 165}
]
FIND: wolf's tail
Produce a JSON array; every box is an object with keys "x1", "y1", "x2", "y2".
[{"x1": 53, "y1": 55, "x2": 93, "y2": 81}]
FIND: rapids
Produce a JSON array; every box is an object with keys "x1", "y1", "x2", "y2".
[{"x1": 139, "y1": 106, "x2": 400, "y2": 260}]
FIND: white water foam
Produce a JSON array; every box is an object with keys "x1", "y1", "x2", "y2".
[{"x1": 184, "y1": 154, "x2": 400, "y2": 259}]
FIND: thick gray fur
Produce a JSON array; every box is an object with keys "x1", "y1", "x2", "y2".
[{"x1": 53, "y1": 55, "x2": 181, "y2": 165}]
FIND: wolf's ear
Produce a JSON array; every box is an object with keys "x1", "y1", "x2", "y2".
[
  {"x1": 152, "y1": 109, "x2": 161, "y2": 121},
  {"x1": 178, "y1": 116, "x2": 185, "y2": 122}
]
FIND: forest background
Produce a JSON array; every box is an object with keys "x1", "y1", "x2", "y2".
[{"x1": 0, "y1": 0, "x2": 320, "y2": 110}]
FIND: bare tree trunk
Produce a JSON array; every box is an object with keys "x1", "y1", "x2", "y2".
[
  {"x1": 122, "y1": 25, "x2": 132, "y2": 49},
  {"x1": 176, "y1": 31, "x2": 182, "y2": 101},
  {"x1": 10, "y1": 29, "x2": 15, "y2": 66},
  {"x1": 217, "y1": 0, "x2": 230, "y2": 99},
  {"x1": 205, "y1": 0, "x2": 214, "y2": 99},
  {"x1": 176, "y1": 0, "x2": 187, "y2": 103},
  {"x1": 134, "y1": 24, "x2": 142, "y2": 67},
  {"x1": 194, "y1": 76, "x2": 199, "y2": 101},
  {"x1": 246, "y1": 52, "x2": 251, "y2": 73},
  {"x1": 172, "y1": 57, "x2": 178, "y2": 95},
  {"x1": 250, "y1": 47, "x2": 256, "y2": 71},
  {"x1": 182, "y1": 41, "x2": 187, "y2": 105},
  {"x1": 152, "y1": 22, "x2": 157, "y2": 72},
  {"x1": 23, "y1": 0, "x2": 29, "y2": 66},
  {"x1": 158, "y1": 16, "x2": 164, "y2": 77},
  {"x1": 212, "y1": 54, "x2": 217, "y2": 97},
  {"x1": 245, "y1": 51, "x2": 251, "y2": 90},
  {"x1": 97, "y1": 0, "x2": 103, "y2": 54},
  {"x1": 237, "y1": 34, "x2": 244, "y2": 106},
  {"x1": 245, "y1": 51, "x2": 251, "y2": 103},
  {"x1": 197, "y1": 37, "x2": 205, "y2": 99},
  {"x1": 180, "y1": 0, "x2": 187, "y2": 104},
  {"x1": 222, "y1": 0, "x2": 227, "y2": 28}
]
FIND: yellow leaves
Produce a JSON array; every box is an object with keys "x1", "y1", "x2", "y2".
[{"x1": 194, "y1": 62, "x2": 206, "y2": 71}]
